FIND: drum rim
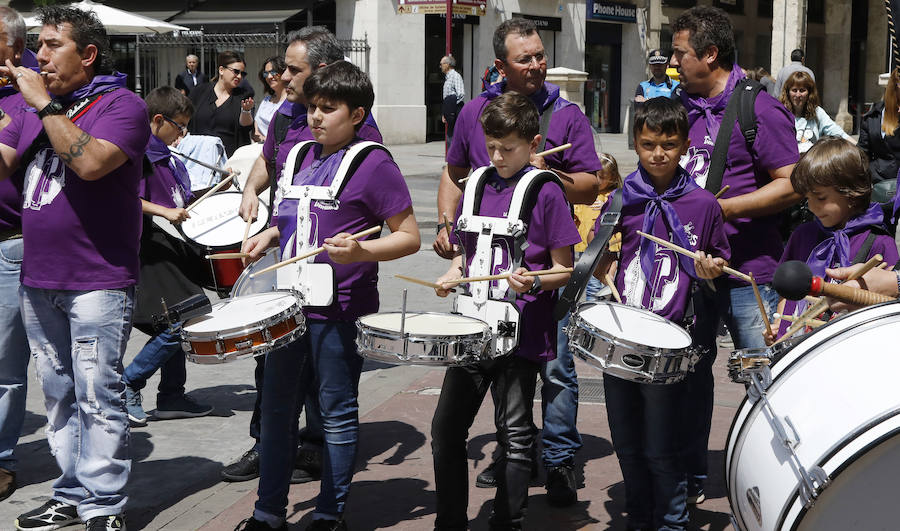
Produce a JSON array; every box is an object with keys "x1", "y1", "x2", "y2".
[
  {"x1": 185, "y1": 322, "x2": 306, "y2": 362},
  {"x1": 725, "y1": 301, "x2": 900, "y2": 528},
  {"x1": 182, "y1": 293, "x2": 302, "y2": 339},
  {"x1": 572, "y1": 301, "x2": 692, "y2": 354},
  {"x1": 356, "y1": 311, "x2": 492, "y2": 340},
  {"x1": 179, "y1": 190, "x2": 271, "y2": 250}
]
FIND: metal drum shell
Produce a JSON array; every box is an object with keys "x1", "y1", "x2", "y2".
[{"x1": 356, "y1": 312, "x2": 493, "y2": 366}]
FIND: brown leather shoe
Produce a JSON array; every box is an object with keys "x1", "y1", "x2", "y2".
[{"x1": 0, "y1": 467, "x2": 15, "y2": 501}]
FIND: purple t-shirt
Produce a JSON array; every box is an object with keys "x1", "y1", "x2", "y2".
[
  {"x1": 262, "y1": 100, "x2": 382, "y2": 182},
  {"x1": 0, "y1": 89, "x2": 29, "y2": 231},
  {"x1": 0, "y1": 88, "x2": 150, "y2": 289},
  {"x1": 680, "y1": 68, "x2": 799, "y2": 286},
  {"x1": 275, "y1": 140, "x2": 411, "y2": 321},
  {"x1": 596, "y1": 169, "x2": 731, "y2": 323},
  {"x1": 449, "y1": 166, "x2": 581, "y2": 362},
  {"x1": 447, "y1": 81, "x2": 602, "y2": 174},
  {"x1": 140, "y1": 134, "x2": 192, "y2": 209},
  {"x1": 777, "y1": 220, "x2": 900, "y2": 336}
]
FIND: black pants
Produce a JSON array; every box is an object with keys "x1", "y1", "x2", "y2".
[{"x1": 431, "y1": 354, "x2": 540, "y2": 530}]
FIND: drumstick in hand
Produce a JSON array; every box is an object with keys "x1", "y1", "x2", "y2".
[
  {"x1": 396, "y1": 275, "x2": 444, "y2": 289},
  {"x1": 241, "y1": 216, "x2": 253, "y2": 251},
  {"x1": 749, "y1": 272, "x2": 773, "y2": 338},
  {"x1": 459, "y1": 143, "x2": 573, "y2": 183},
  {"x1": 205, "y1": 252, "x2": 250, "y2": 259},
  {"x1": 186, "y1": 173, "x2": 237, "y2": 212},
  {"x1": 714, "y1": 185, "x2": 731, "y2": 199},
  {"x1": 446, "y1": 267, "x2": 574, "y2": 285},
  {"x1": 637, "y1": 231, "x2": 752, "y2": 283},
  {"x1": 249, "y1": 226, "x2": 381, "y2": 278}
]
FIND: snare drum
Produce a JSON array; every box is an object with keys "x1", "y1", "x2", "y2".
[
  {"x1": 567, "y1": 301, "x2": 698, "y2": 384},
  {"x1": 726, "y1": 337, "x2": 802, "y2": 384},
  {"x1": 179, "y1": 191, "x2": 270, "y2": 292},
  {"x1": 230, "y1": 247, "x2": 281, "y2": 297},
  {"x1": 727, "y1": 301, "x2": 900, "y2": 530},
  {"x1": 182, "y1": 292, "x2": 305, "y2": 364},
  {"x1": 356, "y1": 312, "x2": 492, "y2": 365}
]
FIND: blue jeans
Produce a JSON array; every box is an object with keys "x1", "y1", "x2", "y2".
[
  {"x1": 21, "y1": 285, "x2": 134, "y2": 520},
  {"x1": 0, "y1": 238, "x2": 28, "y2": 472},
  {"x1": 123, "y1": 325, "x2": 186, "y2": 399},
  {"x1": 256, "y1": 321, "x2": 362, "y2": 521},
  {"x1": 604, "y1": 373, "x2": 688, "y2": 530},
  {"x1": 686, "y1": 280, "x2": 779, "y2": 491},
  {"x1": 541, "y1": 310, "x2": 582, "y2": 467}
]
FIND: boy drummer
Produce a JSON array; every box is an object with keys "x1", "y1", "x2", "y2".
[
  {"x1": 431, "y1": 91, "x2": 580, "y2": 529},
  {"x1": 238, "y1": 61, "x2": 419, "y2": 531},
  {"x1": 591, "y1": 97, "x2": 730, "y2": 530}
]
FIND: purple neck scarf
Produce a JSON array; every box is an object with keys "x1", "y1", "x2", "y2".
[
  {"x1": 146, "y1": 135, "x2": 192, "y2": 203},
  {"x1": 682, "y1": 67, "x2": 744, "y2": 141},
  {"x1": 808, "y1": 203, "x2": 886, "y2": 278},
  {"x1": 483, "y1": 80, "x2": 566, "y2": 114},
  {"x1": 623, "y1": 165, "x2": 701, "y2": 281},
  {"x1": 56, "y1": 72, "x2": 127, "y2": 105},
  {"x1": 292, "y1": 140, "x2": 355, "y2": 187}
]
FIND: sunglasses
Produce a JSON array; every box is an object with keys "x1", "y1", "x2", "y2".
[
  {"x1": 263, "y1": 70, "x2": 281, "y2": 78},
  {"x1": 163, "y1": 115, "x2": 188, "y2": 135},
  {"x1": 223, "y1": 66, "x2": 247, "y2": 77}
]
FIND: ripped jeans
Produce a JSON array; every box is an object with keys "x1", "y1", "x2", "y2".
[{"x1": 20, "y1": 285, "x2": 134, "y2": 521}]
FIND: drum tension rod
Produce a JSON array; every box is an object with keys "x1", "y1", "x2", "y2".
[{"x1": 400, "y1": 289, "x2": 408, "y2": 359}]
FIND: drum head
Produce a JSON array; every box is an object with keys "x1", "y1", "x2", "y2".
[
  {"x1": 359, "y1": 312, "x2": 488, "y2": 336},
  {"x1": 180, "y1": 191, "x2": 270, "y2": 249},
  {"x1": 578, "y1": 301, "x2": 691, "y2": 349},
  {"x1": 183, "y1": 292, "x2": 297, "y2": 335}
]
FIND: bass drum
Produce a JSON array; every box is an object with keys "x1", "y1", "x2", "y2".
[{"x1": 726, "y1": 301, "x2": 900, "y2": 531}]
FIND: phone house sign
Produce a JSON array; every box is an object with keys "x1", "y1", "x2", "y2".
[{"x1": 588, "y1": 1, "x2": 637, "y2": 23}]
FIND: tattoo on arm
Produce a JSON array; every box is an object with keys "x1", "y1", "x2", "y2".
[{"x1": 58, "y1": 132, "x2": 91, "y2": 164}]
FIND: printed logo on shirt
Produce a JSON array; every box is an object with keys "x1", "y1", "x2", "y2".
[
  {"x1": 622, "y1": 247, "x2": 679, "y2": 312},
  {"x1": 683, "y1": 221, "x2": 698, "y2": 247},
  {"x1": 313, "y1": 199, "x2": 340, "y2": 211},
  {"x1": 490, "y1": 239, "x2": 512, "y2": 298},
  {"x1": 681, "y1": 146, "x2": 711, "y2": 189},
  {"x1": 171, "y1": 187, "x2": 184, "y2": 208},
  {"x1": 23, "y1": 147, "x2": 66, "y2": 211}
]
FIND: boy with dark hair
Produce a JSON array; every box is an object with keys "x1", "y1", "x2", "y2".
[
  {"x1": 591, "y1": 96, "x2": 730, "y2": 530},
  {"x1": 431, "y1": 90, "x2": 579, "y2": 529},
  {"x1": 121, "y1": 85, "x2": 213, "y2": 426},
  {"x1": 237, "y1": 60, "x2": 420, "y2": 531}
]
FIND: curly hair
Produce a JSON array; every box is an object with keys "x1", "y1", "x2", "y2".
[
  {"x1": 37, "y1": 5, "x2": 111, "y2": 74},
  {"x1": 671, "y1": 6, "x2": 736, "y2": 68}
]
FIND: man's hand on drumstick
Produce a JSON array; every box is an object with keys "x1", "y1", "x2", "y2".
[
  {"x1": 435, "y1": 259, "x2": 463, "y2": 298},
  {"x1": 824, "y1": 264, "x2": 898, "y2": 312},
  {"x1": 508, "y1": 267, "x2": 537, "y2": 294},
  {"x1": 241, "y1": 226, "x2": 279, "y2": 266},
  {"x1": 694, "y1": 250, "x2": 729, "y2": 279},
  {"x1": 163, "y1": 207, "x2": 190, "y2": 224},
  {"x1": 323, "y1": 232, "x2": 364, "y2": 264}
]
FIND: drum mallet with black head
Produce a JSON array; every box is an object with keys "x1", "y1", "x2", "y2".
[{"x1": 773, "y1": 261, "x2": 895, "y2": 306}]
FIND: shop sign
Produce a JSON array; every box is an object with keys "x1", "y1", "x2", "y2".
[
  {"x1": 587, "y1": 1, "x2": 637, "y2": 23},
  {"x1": 398, "y1": 0, "x2": 486, "y2": 16},
  {"x1": 511, "y1": 13, "x2": 562, "y2": 32}
]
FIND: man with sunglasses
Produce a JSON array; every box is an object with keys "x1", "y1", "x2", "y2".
[{"x1": 434, "y1": 17, "x2": 602, "y2": 509}]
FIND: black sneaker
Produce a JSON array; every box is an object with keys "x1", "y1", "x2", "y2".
[
  {"x1": 85, "y1": 515, "x2": 125, "y2": 531},
  {"x1": 305, "y1": 518, "x2": 347, "y2": 531},
  {"x1": 234, "y1": 517, "x2": 287, "y2": 530},
  {"x1": 14, "y1": 499, "x2": 80, "y2": 530},
  {"x1": 222, "y1": 449, "x2": 260, "y2": 482},
  {"x1": 154, "y1": 394, "x2": 213, "y2": 420},
  {"x1": 291, "y1": 447, "x2": 322, "y2": 484},
  {"x1": 546, "y1": 465, "x2": 578, "y2": 507},
  {"x1": 475, "y1": 459, "x2": 499, "y2": 488}
]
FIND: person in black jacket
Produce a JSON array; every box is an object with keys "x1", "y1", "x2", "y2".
[
  {"x1": 188, "y1": 50, "x2": 254, "y2": 156},
  {"x1": 858, "y1": 68, "x2": 900, "y2": 203},
  {"x1": 174, "y1": 54, "x2": 204, "y2": 96}
]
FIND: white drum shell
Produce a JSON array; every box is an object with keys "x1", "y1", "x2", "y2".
[
  {"x1": 179, "y1": 191, "x2": 270, "y2": 250},
  {"x1": 356, "y1": 312, "x2": 492, "y2": 365},
  {"x1": 726, "y1": 301, "x2": 900, "y2": 531}
]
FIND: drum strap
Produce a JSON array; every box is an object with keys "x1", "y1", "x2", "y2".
[{"x1": 851, "y1": 231, "x2": 879, "y2": 265}]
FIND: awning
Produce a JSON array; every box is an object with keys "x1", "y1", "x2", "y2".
[{"x1": 169, "y1": 9, "x2": 303, "y2": 25}]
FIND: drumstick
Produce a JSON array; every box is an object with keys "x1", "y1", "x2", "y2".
[
  {"x1": 395, "y1": 274, "x2": 444, "y2": 290},
  {"x1": 170, "y1": 149, "x2": 236, "y2": 177},
  {"x1": 446, "y1": 267, "x2": 574, "y2": 285},
  {"x1": 443, "y1": 213, "x2": 452, "y2": 236},
  {"x1": 249, "y1": 226, "x2": 381, "y2": 278},
  {"x1": 636, "y1": 231, "x2": 752, "y2": 283},
  {"x1": 774, "y1": 313, "x2": 826, "y2": 328},
  {"x1": 459, "y1": 143, "x2": 573, "y2": 183},
  {"x1": 186, "y1": 174, "x2": 237, "y2": 212},
  {"x1": 749, "y1": 272, "x2": 773, "y2": 338},
  {"x1": 241, "y1": 216, "x2": 253, "y2": 251},
  {"x1": 714, "y1": 184, "x2": 731, "y2": 199},
  {"x1": 205, "y1": 252, "x2": 250, "y2": 259},
  {"x1": 775, "y1": 254, "x2": 884, "y2": 344},
  {"x1": 604, "y1": 273, "x2": 622, "y2": 303}
]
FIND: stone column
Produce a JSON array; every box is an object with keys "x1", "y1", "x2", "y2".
[
  {"x1": 546, "y1": 67, "x2": 589, "y2": 113},
  {"x1": 770, "y1": 0, "x2": 805, "y2": 75},
  {"x1": 823, "y1": 0, "x2": 853, "y2": 130}
]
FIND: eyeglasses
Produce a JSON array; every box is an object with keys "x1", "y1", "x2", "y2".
[
  {"x1": 509, "y1": 53, "x2": 546, "y2": 66},
  {"x1": 163, "y1": 115, "x2": 188, "y2": 135},
  {"x1": 263, "y1": 70, "x2": 281, "y2": 78},
  {"x1": 223, "y1": 66, "x2": 247, "y2": 77}
]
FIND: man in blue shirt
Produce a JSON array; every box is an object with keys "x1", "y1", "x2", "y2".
[{"x1": 635, "y1": 49, "x2": 679, "y2": 102}]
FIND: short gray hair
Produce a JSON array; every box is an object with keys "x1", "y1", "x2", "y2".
[
  {"x1": 286, "y1": 26, "x2": 344, "y2": 71},
  {"x1": 186, "y1": 54, "x2": 198, "y2": 62},
  {"x1": 0, "y1": 7, "x2": 25, "y2": 48},
  {"x1": 441, "y1": 55, "x2": 456, "y2": 68}
]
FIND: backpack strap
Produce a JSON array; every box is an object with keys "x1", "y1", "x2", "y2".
[
  {"x1": 737, "y1": 80, "x2": 763, "y2": 146},
  {"x1": 851, "y1": 232, "x2": 878, "y2": 265},
  {"x1": 705, "y1": 79, "x2": 761, "y2": 194},
  {"x1": 537, "y1": 100, "x2": 555, "y2": 152}
]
